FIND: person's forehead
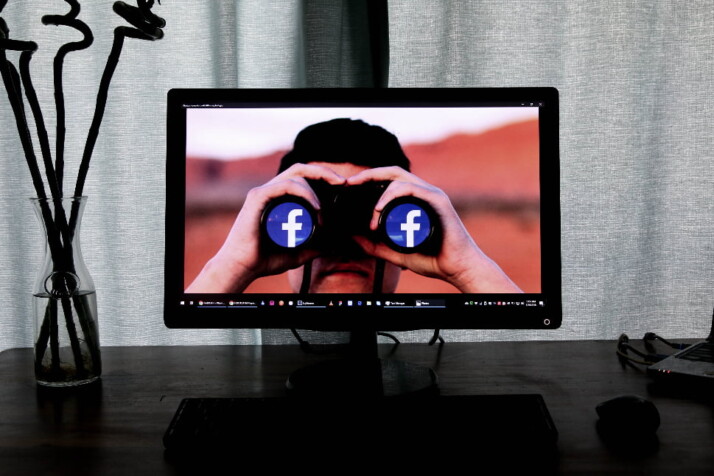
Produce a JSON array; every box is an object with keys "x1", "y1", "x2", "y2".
[{"x1": 308, "y1": 161, "x2": 370, "y2": 177}]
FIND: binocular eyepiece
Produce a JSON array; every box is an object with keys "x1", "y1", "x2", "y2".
[{"x1": 260, "y1": 181, "x2": 440, "y2": 255}]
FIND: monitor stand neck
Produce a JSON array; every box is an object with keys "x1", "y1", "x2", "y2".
[{"x1": 285, "y1": 329, "x2": 439, "y2": 398}]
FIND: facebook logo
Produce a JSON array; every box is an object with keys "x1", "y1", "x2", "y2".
[
  {"x1": 265, "y1": 201, "x2": 314, "y2": 248},
  {"x1": 383, "y1": 203, "x2": 432, "y2": 250}
]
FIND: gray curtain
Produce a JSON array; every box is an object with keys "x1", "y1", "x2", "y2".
[{"x1": 1, "y1": 0, "x2": 712, "y2": 352}]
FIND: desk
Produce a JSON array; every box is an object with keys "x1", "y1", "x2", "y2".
[{"x1": 1, "y1": 341, "x2": 712, "y2": 474}]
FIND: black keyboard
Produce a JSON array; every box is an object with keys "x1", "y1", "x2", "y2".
[
  {"x1": 163, "y1": 397, "x2": 298, "y2": 452},
  {"x1": 677, "y1": 341, "x2": 714, "y2": 362},
  {"x1": 163, "y1": 394, "x2": 558, "y2": 457}
]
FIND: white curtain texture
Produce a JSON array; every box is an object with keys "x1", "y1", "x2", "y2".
[{"x1": 0, "y1": 0, "x2": 712, "y2": 352}]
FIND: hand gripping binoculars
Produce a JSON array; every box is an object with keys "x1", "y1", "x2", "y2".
[{"x1": 260, "y1": 180, "x2": 441, "y2": 255}]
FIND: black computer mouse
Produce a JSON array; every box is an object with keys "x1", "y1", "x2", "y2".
[{"x1": 596, "y1": 394, "x2": 660, "y2": 439}]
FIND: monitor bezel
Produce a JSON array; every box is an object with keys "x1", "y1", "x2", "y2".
[{"x1": 164, "y1": 87, "x2": 561, "y2": 331}]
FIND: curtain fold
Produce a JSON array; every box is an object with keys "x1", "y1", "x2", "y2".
[
  {"x1": 387, "y1": 0, "x2": 714, "y2": 343},
  {"x1": 0, "y1": 1, "x2": 712, "y2": 351}
]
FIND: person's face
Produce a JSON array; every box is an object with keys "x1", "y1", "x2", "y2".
[{"x1": 287, "y1": 162, "x2": 401, "y2": 293}]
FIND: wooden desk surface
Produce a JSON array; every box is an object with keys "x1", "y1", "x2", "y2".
[{"x1": 1, "y1": 341, "x2": 712, "y2": 474}]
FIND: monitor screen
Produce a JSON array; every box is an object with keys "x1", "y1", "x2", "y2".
[{"x1": 164, "y1": 88, "x2": 561, "y2": 331}]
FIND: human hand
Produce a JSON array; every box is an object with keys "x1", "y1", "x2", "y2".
[
  {"x1": 186, "y1": 163, "x2": 346, "y2": 293},
  {"x1": 347, "y1": 166, "x2": 522, "y2": 293}
]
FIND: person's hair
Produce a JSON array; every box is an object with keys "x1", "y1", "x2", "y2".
[{"x1": 278, "y1": 118, "x2": 411, "y2": 173}]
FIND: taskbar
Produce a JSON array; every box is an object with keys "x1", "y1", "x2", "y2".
[
  {"x1": 169, "y1": 294, "x2": 559, "y2": 329},
  {"x1": 177, "y1": 296, "x2": 547, "y2": 311}
]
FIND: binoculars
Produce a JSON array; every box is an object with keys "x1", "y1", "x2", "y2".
[{"x1": 260, "y1": 180, "x2": 440, "y2": 255}]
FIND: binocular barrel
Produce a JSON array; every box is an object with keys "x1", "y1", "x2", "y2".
[{"x1": 260, "y1": 182, "x2": 440, "y2": 255}]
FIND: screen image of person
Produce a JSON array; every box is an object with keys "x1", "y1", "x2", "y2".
[{"x1": 185, "y1": 118, "x2": 526, "y2": 295}]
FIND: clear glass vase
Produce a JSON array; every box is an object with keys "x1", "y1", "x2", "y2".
[{"x1": 31, "y1": 196, "x2": 101, "y2": 387}]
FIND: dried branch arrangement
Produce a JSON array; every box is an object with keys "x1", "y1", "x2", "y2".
[{"x1": 0, "y1": 0, "x2": 165, "y2": 384}]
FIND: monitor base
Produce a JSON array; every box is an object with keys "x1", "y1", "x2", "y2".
[{"x1": 285, "y1": 357, "x2": 439, "y2": 398}]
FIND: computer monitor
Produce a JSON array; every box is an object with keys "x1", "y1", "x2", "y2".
[{"x1": 164, "y1": 87, "x2": 561, "y2": 396}]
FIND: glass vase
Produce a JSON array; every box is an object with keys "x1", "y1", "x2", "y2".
[{"x1": 31, "y1": 196, "x2": 101, "y2": 387}]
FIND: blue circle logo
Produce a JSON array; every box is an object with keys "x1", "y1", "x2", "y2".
[
  {"x1": 265, "y1": 202, "x2": 314, "y2": 248},
  {"x1": 384, "y1": 203, "x2": 432, "y2": 249}
]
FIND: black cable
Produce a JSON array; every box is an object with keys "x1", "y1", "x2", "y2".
[
  {"x1": 290, "y1": 261, "x2": 314, "y2": 352},
  {"x1": 643, "y1": 332, "x2": 690, "y2": 350},
  {"x1": 377, "y1": 332, "x2": 400, "y2": 345},
  {"x1": 291, "y1": 255, "x2": 442, "y2": 351},
  {"x1": 616, "y1": 334, "x2": 668, "y2": 366},
  {"x1": 289, "y1": 328, "x2": 401, "y2": 355},
  {"x1": 428, "y1": 329, "x2": 444, "y2": 346},
  {"x1": 289, "y1": 329, "x2": 353, "y2": 356},
  {"x1": 290, "y1": 328, "x2": 312, "y2": 353}
]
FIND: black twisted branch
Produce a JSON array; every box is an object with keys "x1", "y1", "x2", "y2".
[
  {"x1": 114, "y1": 0, "x2": 165, "y2": 40},
  {"x1": 73, "y1": 0, "x2": 165, "y2": 200},
  {"x1": 20, "y1": 50, "x2": 60, "y2": 200},
  {"x1": 0, "y1": 17, "x2": 67, "y2": 275},
  {"x1": 0, "y1": 19, "x2": 46, "y2": 200},
  {"x1": 2, "y1": 0, "x2": 163, "y2": 383},
  {"x1": 42, "y1": 0, "x2": 94, "y2": 195},
  {"x1": 2, "y1": 3, "x2": 93, "y2": 379},
  {"x1": 2, "y1": 16, "x2": 69, "y2": 268},
  {"x1": 2, "y1": 3, "x2": 57, "y2": 200}
]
